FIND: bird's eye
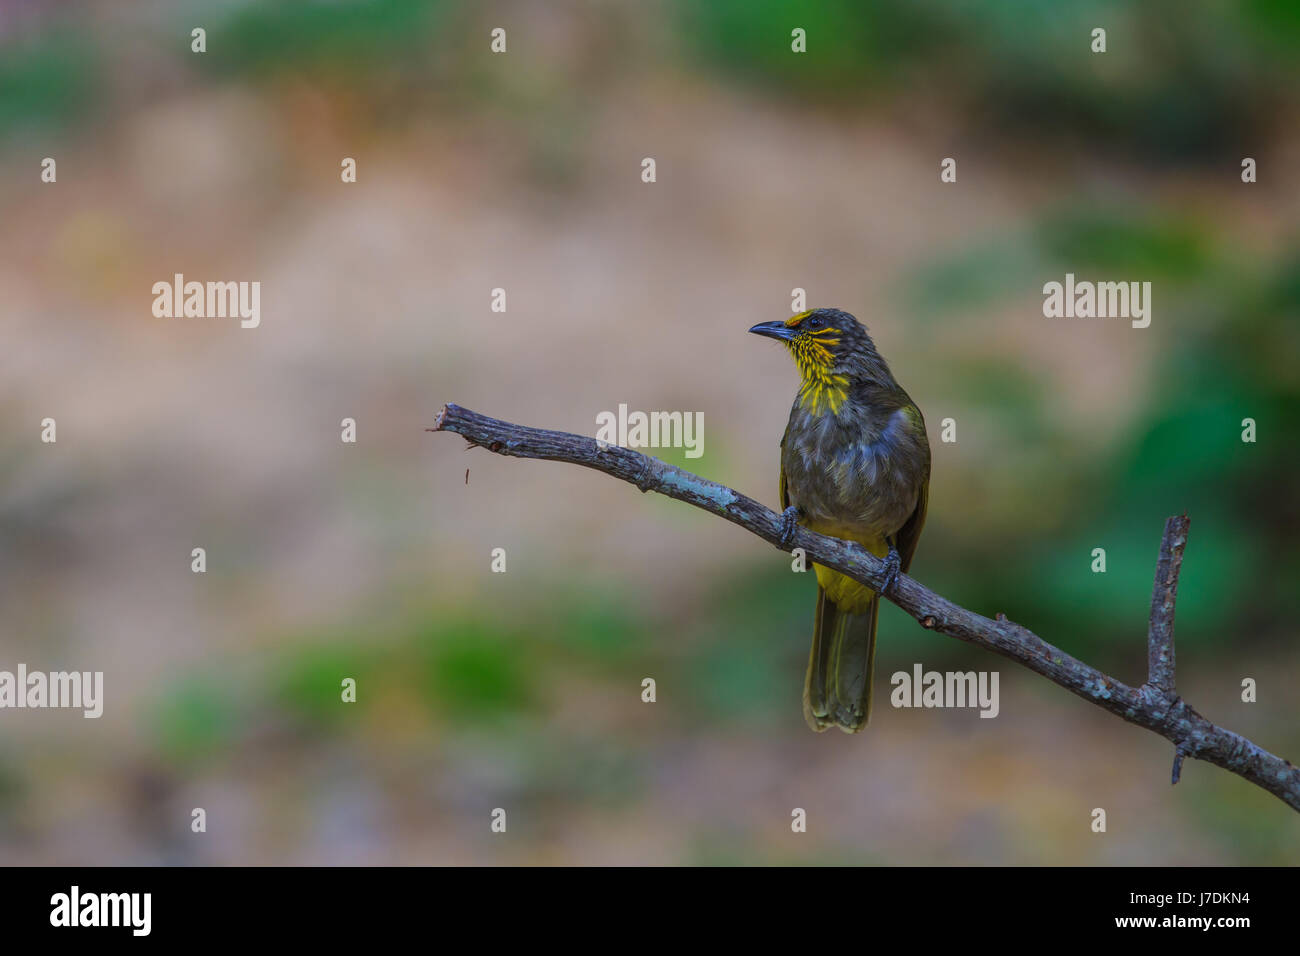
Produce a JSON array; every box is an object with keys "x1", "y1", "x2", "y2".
[{"x1": 806, "y1": 315, "x2": 823, "y2": 330}]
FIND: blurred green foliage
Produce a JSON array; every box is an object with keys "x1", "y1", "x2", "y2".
[
  {"x1": 678, "y1": 0, "x2": 1300, "y2": 162},
  {"x1": 153, "y1": 677, "x2": 239, "y2": 763},
  {"x1": 419, "y1": 618, "x2": 534, "y2": 717},
  {"x1": 679, "y1": 566, "x2": 807, "y2": 724},
  {"x1": 276, "y1": 645, "x2": 373, "y2": 727},
  {"x1": 676, "y1": 0, "x2": 939, "y2": 93},
  {"x1": 1037, "y1": 209, "x2": 1214, "y2": 278},
  {"x1": 206, "y1": 0, "x2": 448, "y2": 77},
  {"x1": 901, "y1": 206, "x2": 1299, "y2": 660},
  {"x1": 0, "y1": 31, "x2": 97, "y2": 139}
]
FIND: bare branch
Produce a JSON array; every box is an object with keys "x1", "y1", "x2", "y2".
[
  {"x1": 429, "y1": 403, "x2": 1300, "y2": 814},
  {"x1": 1147, "y1": 514, "x2": 1189, "y2": 694}
]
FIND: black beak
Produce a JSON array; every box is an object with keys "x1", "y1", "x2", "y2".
[{"x1": 748, "y1": 321, "x2": 797, "y2": 342}]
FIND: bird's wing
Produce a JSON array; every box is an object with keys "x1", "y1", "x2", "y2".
[
  {"x1": 895, "y1": 472, "x2": 928, "y2": 575},
  {"x1": 779, "y1": 433, "x2": 790, "y2": 511}
]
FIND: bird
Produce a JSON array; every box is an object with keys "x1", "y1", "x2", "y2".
[{"x1": 749, "y1": 308, "x2": 931, "y2": 733}]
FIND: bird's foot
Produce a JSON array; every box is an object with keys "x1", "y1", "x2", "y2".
[
  {"x1": 878, "y1": 544, "x2": 902, "y2": 596},
  {"x1": 778, "y1": 506, "x2": 802, "y2": 551}
]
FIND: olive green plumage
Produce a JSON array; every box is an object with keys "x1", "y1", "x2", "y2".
[{"x1": 750, "y1": 308, "x2": 931, "y2": 734}]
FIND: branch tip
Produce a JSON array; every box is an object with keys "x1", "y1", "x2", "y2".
[{"x1": 431, "y1": 403, "x2": 451, "y2": 432}]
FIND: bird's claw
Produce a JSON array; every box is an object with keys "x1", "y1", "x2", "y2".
[
  {"x1": 879, "y1": 544, "x2": 902, "y2": 596},
  {"x1": 778, "y1": 505, "x2": 801, "y2": 551}
]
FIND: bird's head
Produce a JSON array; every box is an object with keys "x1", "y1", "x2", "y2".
[{"x1": 749, "y1": 308, "x2": 890, "y2": 413}]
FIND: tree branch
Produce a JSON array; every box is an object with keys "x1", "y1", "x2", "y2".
[
  {"x1": 1147, "y1": 514, "x2": 1188, "y2": 696},
  {"x1": 428, "y1": 403, "x2": 1300, "y2": 814}
]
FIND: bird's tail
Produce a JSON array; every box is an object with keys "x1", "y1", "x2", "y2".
[{"x1": 803, "y1": 586, "x2": 878, "y2": 733}]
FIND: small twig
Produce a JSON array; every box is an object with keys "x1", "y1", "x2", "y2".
[
  {"x1": 1146, "y1": 514, "x2": 1190, "y2": 786},
  {"x1": 429, "y1": 404, "x2": 1300, "y2": 814},
  {"x1": 1147, "y1": 514, "x2": 1189, "y2": 695}
]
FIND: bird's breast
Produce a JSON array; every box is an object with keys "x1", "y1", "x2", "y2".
[{"x1": 781, "y1": 402, "x2": 926, "y2": 537}]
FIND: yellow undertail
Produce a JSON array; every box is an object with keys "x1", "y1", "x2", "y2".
[{"x1": 803, "y1": 537, "x2": 886, "y2": 733}]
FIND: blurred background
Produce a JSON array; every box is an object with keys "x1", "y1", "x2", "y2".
[{"x1": 1, "y1": 0, "x2": 1298, "y2": 864}]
